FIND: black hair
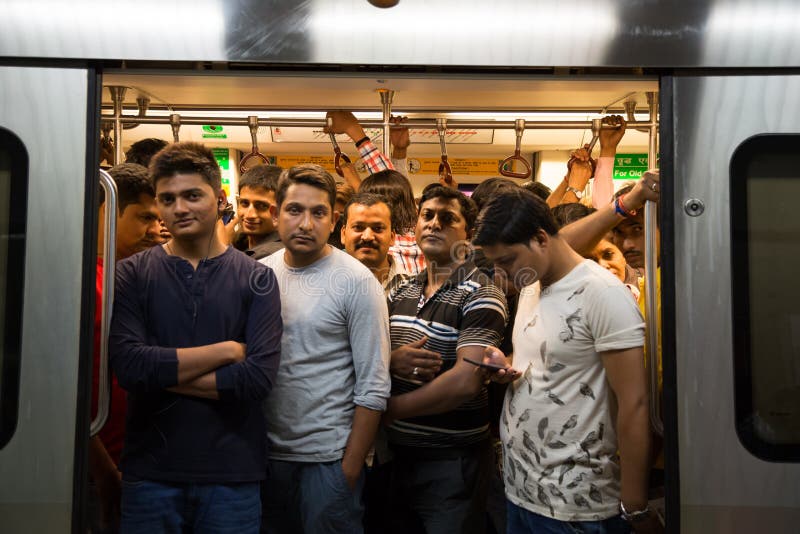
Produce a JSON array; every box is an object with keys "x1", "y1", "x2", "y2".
[
  {"x1": 359, "y1": 170, "x2": 417, "y2": 233},
  {"x1": 473, "y1": 188, "x2": 559, "y2": 247},
  {"x1": 551, "y1": 202, "x2": 596, "y2": 228},
  {"x1": 420, "y1": 182, "x2": 441, "y2": 199},
  {"x1": 471, "y1": 177, "x2": 518, "y2": 211},
  {"x1": 340, "y1": 192, "x2": 392, "y2": 228},
  {"x1": 100, "y1": 163, "x2": 155, "y2": 213},
  {"x1": 125, "y1": 138, "x2": 168, "y2": 168},
  {"x1": 418, "y1": 185, "x2": 478, "y2": 232},
  {"x1": 275, "y1": 164, "x2": 337, "y2": 209},
  {"x1": 520, "y1": 180, "x2": 552, "y2": 202},
  {"x1": 238, "y1": 164, "x2": 283, "y2": 193},
  {"x1": 149, "y1": 142, "x2": 222, "y2": 192}
]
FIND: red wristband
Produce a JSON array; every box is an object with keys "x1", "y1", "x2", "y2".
[{"x1": 615, "y1": 195, "x2": 637, "y2": 217}]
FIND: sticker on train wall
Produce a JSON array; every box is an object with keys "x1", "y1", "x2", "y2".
[
  {"x1": 407, "y1": 158, "x2": 503, "y2": 176},
  {"x1": 212, "y1": 148, "x2": 230, "y2": 170},
  {"x1": 613, "y1": 153, "x2": 657, "y2": 180},
  {"x1": 274, "y1": 155, "x2": 338, "y2": 174},
  {"x1": 270, "y1": 127, "x2": 493, "y2": 144},
  {"x1": 271, "y1": 127, "x2": 383, "y2": 144},
  {"x1": 202, "y1": 125, "x2": 227, "y2": 139}
]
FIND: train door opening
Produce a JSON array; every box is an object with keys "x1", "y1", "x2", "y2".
[{"x1": 88, "y1": 69, "x2": 669, "y2": 532}]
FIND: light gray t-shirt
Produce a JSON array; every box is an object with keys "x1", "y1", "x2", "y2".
[{"x1": 260, "y1": 247, "x2": 391, "y2": 462}]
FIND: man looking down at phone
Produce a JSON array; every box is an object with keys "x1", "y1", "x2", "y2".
[
  {"x1": 475, "y1": 188, "x2": 662, "y2": 533},
  {"x1": 383, "y1": 186, "x2": 508, "y2": 534},
  {"x1": 109, "y1": 142, "x2": 283, "y2": 532}
]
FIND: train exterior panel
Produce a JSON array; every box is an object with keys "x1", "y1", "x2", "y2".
[{"x1": 2, "y1": 1, "x2": 800, "y2": 532}]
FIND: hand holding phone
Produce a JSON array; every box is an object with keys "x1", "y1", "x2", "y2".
[
  {"x1": 464, "y1": 347, "x2": 521, "y2": 384},
  {"x1": 463, "y1": 357, "x2": 508, "y2": 371}
]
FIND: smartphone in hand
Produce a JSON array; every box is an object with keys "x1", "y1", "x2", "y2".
[{"x1": 462, "y1": 356, "x2": 508, "y2": 371}]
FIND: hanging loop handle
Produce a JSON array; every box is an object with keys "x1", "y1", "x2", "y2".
[
  {"x1": 170, "y1": 113, "x2": 181, "y2": 143},
  {"x1": 586, "y1": 118, "x2": 602, "y2": 153},
  {"x1": 326, "y1": 117, "x2": 352, "y2": 178},
  {"x1": 499, "y1": 119, "x2": 532, "y2": 179},
  {"x1": 239, "y1": 116, "x2": 269, "y2": 174},
  {"x1": 436, "y1": 118, "x2": 453, "y2": 186},
  {"x1": 567, "y1": 118, "x2": 605, "y2": 176}
]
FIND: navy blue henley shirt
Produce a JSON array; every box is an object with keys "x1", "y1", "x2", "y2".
[{"x1": 109, "y1": 245, "x2": 282, "y2": 483}]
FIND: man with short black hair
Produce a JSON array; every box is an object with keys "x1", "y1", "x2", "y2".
[
  {"x1": 124, "y1": 138, "x2": 168, "y2": 168},
  {"x1": 475, "y1": 188, "x2": 659, "y2": 533},
  {"x1": 234, "y1": 164, "x2": 283, "y2": 259},
  {"x1": 110, "y1": 142, "x2": 282, "y2": 533},
  {"x1": 260, "y1": 164, "x2": 391, "y2": 534},
  {"x1": 383, "y1": 186, "x2": 508, "y2": 534},
  {"x1": 125, "y1": 138, "x2": 170, "y2": 244},
  {"x1": 89, "y1": 162, "x2": 161, "y2": 533},
  {"x1": 611, "y1": 183, "x2": 659, "y2": 276},
  {"x1": 341, "y1": 192, "x2": 409, "y2": 293}
]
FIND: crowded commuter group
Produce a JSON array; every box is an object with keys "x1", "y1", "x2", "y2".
[{"x1": 90, "y1": 111, "x2": 664, "y2": 534}]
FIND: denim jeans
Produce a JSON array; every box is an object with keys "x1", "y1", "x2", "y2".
[
  {"x1": 119, "y1": 479, "x2": 260, "y2": 534},
  {"x1": 506, "y1": 500, "x2": 631, "y2": 534},
  {"x1": 261, "y1": 459, "x2": 365, "y2": 534}
]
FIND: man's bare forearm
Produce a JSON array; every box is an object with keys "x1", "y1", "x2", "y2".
[
  {"x1": 341, "y1": 406, "x2": 383, "y2": 486},
  {"x1": 617, "y1": 399, "x2": 651, "y2": 511},
  {"x1": 168, "y1": 371, "x2": 220, "y2": 399},
  {"x1": 175, "y1": 341, "x2": 241, "y2": 384}
]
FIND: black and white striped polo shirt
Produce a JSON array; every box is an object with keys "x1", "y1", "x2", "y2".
[{"x1": 387, "y1": 261, "x2": 508, "y2": 450}]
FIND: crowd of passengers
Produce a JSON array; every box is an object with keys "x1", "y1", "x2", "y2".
[{"x1": 89, "y1": 111, "x2": 663, "y2": 534}]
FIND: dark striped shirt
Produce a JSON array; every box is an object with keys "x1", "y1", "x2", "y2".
[{"x1": 387, "y1": 262, "x2": 508, "y2": 449}]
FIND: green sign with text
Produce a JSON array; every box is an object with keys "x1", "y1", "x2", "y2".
[
  {"x1": 613, "y1": 153, "x2": 650, "y2": 180},
  {"x1": 202, "y1": 125, "x2": 227, "y2": 139},
  {"x1": 212, "y1": 147, "x2": 230, "y2": 173}
]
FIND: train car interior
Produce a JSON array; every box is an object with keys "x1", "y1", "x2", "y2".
[{"x1": 99, "y1": 72, "x2": 659, "y2": 199}]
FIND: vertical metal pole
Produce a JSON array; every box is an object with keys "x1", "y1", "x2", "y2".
[
  {"x1": 645, "y1": 91, "x2": 663, "y2": 436},
  {"x1": 379, "y1": 89, "x2": 394, "y2": 152},
  {"x1": 108, "y1": 86, "x2": 126, "y2": 165}
]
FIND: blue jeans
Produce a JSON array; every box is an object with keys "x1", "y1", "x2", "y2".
[
  {"x1": 261, "y1": 459, "x2": 365, "y2": 534},
  {"x1": 506, "y1": 500, "x2": 631, "y2": 534},
  {"x1": 120, "y1": 479, "x2": 260, "y2": 534}
]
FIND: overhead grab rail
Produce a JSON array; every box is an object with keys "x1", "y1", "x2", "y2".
[
  {"x1": 436, "y1": 118, "x2": 454, "y2": 187},
  {"x1": 238, "y1": 115, "x2": 269, "y2": 174},
  {"x1": 99, "y1": 114, "x2": 650, "y2": 131},
  {"x1": 499, "y1": 119, "x2": 532, "y2": 179}
]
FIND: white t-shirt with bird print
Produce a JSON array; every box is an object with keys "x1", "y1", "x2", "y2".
[{"x1": 501, "y1": 259, "x2": 645, "y2": 521}]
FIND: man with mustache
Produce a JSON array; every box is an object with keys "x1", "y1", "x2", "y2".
[
  {"x1": 340, "y1": 192, "x2": 409, "y2": 294},
  {"x1": 383, "y1": 186, "x2": 508, "y2": 534},
  {"x1": 611, "y1": 183, "x2": 659, "y2": 277}
]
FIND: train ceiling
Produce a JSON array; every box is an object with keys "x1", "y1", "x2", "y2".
[{"x1": 102, "y1": 73, "x2": 658, "y2": 157}]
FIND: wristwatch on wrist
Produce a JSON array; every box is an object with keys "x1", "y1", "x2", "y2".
[
  {"x1": 565, "y1": 185, "x2": 583, "y2": 199},
  {"x1": 620, "y1": 501, "x2": 652, "y2": 523}
]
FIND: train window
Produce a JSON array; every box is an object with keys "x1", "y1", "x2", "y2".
[
  {"x1": 731, "y1": 134, "x2": 800, "y2": 461},
  {"x1": 0, "y1": 128, "x2": 28, "y2": 450}
]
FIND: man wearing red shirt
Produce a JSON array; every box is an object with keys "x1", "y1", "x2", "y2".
[{"x1": 90, "y1": 163, "x2": 162, "y2": 533}]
